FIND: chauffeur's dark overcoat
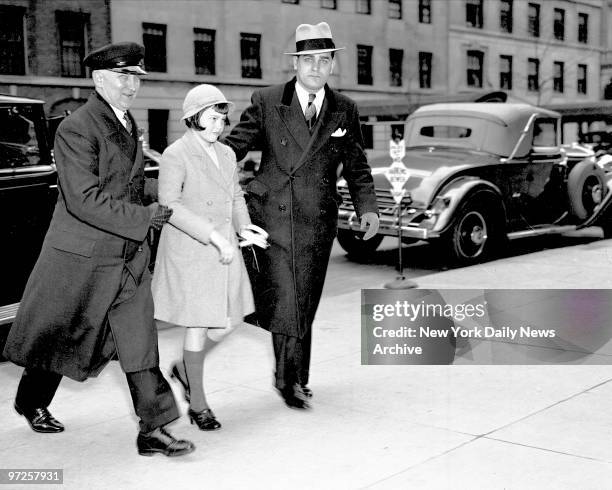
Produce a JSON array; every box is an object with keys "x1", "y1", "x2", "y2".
[
  {"x1": 3, "y1": 92, "x2": 157, "y2": 381},
  {"x1": 224, "y1": 78, "x2": 378, "y2": 338}
]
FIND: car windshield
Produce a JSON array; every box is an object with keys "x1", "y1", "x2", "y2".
[{"x1": 0, "y1": 105, "x2": 42, "y2": 168}]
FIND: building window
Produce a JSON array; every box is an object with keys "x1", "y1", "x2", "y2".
[
  {"x1": 500, "y1": 0, "x2": 513, "y2": 33},
  {"x1": 419, "y1": 0, "x2": 431, "y2": 23},
  {"x1": 148, "y1": 109, "x2": 168, "y2": 153},
  {"x1": 282, "y1": 0, "x2": 299, "y2": 3},
  {"x1": 389, "y1": 48, "x2": 403, "y2": 86},
  {"x1": 578, "y1": 13, "x2": 588, "y2": 44},
  {"x1": 577, "y1": 64, "x2": 587, "y2": 94},
  {"x1": 356, "y1": 0, "x2": 371, "y2": 14},
  {"x1": 0, "y1": 6, "x2": 26, "y2": 75},
  {"x1": 357, "y1": 44, "x2": 373, "y2": 85},
  {"x1": 143, "y1": 23, "x2": 167, "y2": 72},
  {"x1": 194, "y1": 28, "x2": 215, "y2": 75},
  {"x1": 321, "y1": 0, "x2": 337, "y2": 8},
  {"x1": 467, "y1": 50, "x2": 483, "y2": 88},
  {"x1": 553, "y1": 61, "x2": 564, "y2": 93},
  {"x1": 240, "y1": 32, "x2": 261, "y2": 79},
  {"x1": 466, "y1": 0, "x2": 483, "y2": 28},
  {"x1": 57, "y1": 11, "x2": 88, "y2": 78},
  {"x1": 528, "y1": 3, "x2": 540, "y2": 37},
  {"x1": 388, "y1": 0, "x2": 402, "y2": 19},
  {"x1": 499, "y1": 55, "x2": 512, "y2": 90},
  {"x1": 419, "y1": 51, "x2": 432, "y2": 89},
  {"x1": 553, "y1": 8, "x2": 564, "y2": 41},
  {"x1": 527, "y1": 58, "x2": 539, "y2": 91}
]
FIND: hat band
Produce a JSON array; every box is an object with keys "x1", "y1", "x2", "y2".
[{"x1": 295, "y1": 38, "x2": 336, "y2": 53}]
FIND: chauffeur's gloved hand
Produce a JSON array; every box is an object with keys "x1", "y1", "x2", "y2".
[
  {"x1": 150, "y1": 204, "x2": 173, "y2": 231},
  {"x1": 360, "y1": 212, "x2": 380, "y2": 240}
]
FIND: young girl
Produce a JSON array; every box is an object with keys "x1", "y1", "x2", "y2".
[{"x1": 152, "y1": 84, "x2": 267, "y2": 430}]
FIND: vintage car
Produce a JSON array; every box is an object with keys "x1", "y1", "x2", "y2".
[
  {"x1": 336, "y1": 102, "x2": 611, "y2": 264},
  {"x1": 1, "y1": 94, "x2": 57, "y2": 330}
]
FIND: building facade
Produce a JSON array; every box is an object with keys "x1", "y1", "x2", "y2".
[
  {"x1": 0, "y1": 0, "x2": 609, "y2": 149},
  {"x1": 0, "y1": 0, "x2": 110, "y2": 116}
]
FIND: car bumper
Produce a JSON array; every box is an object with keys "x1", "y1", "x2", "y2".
[{"x1": 337, "y1": 209, "x2": 439, "y2": 240}]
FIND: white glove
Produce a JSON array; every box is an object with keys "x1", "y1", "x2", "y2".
[{"x1": 239, "y1": 224, "x2": 269, "y2": 249}]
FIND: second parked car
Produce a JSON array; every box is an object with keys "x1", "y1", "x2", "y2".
[{"x1": 337, "y1": 102, "x2": 611, "y2": 264}]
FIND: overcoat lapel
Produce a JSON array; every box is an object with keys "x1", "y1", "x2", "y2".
[
  {"x1": 291, "y1": 85, "x2": 344, "y2": 174},
  {"x1": 276, "y1": 79, "x2": 311, "y2": 151},
  {"x1": 90, "y1": 93, "x2": 137, "y2": 169}
]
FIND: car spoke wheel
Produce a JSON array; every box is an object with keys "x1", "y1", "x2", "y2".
[
  {"x1": 336, "y1": 229, "x2": 383, "y2": 257},
  {"x1": 567, "y1": 160, "x2": 606, "y2": 220}
]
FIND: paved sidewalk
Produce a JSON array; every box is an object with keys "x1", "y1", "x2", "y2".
[{"x1": 1, "y1": 238, "x2": 611, "y2": 489}]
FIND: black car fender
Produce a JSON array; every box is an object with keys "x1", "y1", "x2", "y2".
[{"x1": 430, "y1": 177, "x2": 504, "y2": 233}]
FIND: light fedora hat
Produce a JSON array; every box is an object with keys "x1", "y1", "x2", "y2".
[{"x1": 284, "y1": 22, "x2": 345, "y2": 56}]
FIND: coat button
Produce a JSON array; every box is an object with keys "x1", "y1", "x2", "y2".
[
  {"x1": 225, "y1": 218, "x2": 230, "y2": 222},
  {"x1": 207, "y1": 200, "x2": 213, "y2": 205},
  {"x1": 279, "y1": 204, "x2": 286, "y2": 211}
]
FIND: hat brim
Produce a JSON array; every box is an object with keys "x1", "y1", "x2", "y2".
[
  {"x1": 181, "y1": 100, "x2": 235, "y2": 120},
  {"x1": 284, "y1": 46, "x2": 345, "y2": 56},
  {"x1": 108, "y1": 66, "x2": 148, "y2": 75}
]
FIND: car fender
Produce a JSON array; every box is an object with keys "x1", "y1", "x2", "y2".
[{"x1": 430, "y1": 177, "x2": 504, "y2": 233}]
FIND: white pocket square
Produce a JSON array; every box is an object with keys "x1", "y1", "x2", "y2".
[{"x1": 331, "y1": 128, "x2": 347, "y2": 137}]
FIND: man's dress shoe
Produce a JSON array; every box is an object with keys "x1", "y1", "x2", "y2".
[
  {"x1": 298, "y1": 385, "x2": 313, "y2": 398},
  {"x1": 14, "y1": 404, "x2": 64, "y2": 433},
  {"x1": 279, "y1": 387, "x2": 310, "y2": 410},
  {"x1": 137, "y1": 427, "x2": 195, "y2": 457}
]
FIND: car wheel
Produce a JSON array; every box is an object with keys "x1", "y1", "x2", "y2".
[
  {"x1": 444, "y1": 194, "x2": 503, "y2": 265},
  {"x1": 337, "y1": 229, "x2": 384, "y2": 257},
  {"x1": 567, "y1": 160, "x2": 606, "y2": 220}
]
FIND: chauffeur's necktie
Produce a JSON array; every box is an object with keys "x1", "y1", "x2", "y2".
[
  {"x1": 304, "y1": 93, "x2": 316, "y2": 131},
  {"x1": 123, "y1": 112, "x2": 133, "y2": 136}
]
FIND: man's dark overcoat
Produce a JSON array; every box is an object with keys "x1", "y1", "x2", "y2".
[
  {"x1": 224, "y1": 78, "x2": 378, "y2": 338},
  {"x1": 3, "y1": 92, "x2": 157, "y2": 381}
]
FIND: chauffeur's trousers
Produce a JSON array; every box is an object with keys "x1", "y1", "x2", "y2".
[{"x1": 16, "y1": 366, "x2": 178, "y2": 432}]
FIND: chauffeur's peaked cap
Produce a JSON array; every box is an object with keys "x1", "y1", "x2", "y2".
[{"x1": 83, "y1": 42, "x2": 147, "y2": 74}]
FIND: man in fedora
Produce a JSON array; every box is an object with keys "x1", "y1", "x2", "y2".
[
  {"x1": 3, "y1": 42, "x2": 195, "y2": 457},
  {"x1": 224, "y1": 22, "x2": 379, "y2": 409}
]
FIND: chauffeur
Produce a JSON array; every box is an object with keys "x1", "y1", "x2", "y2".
[{"x1": 3, "y1": 42, "x2": 195, "y2": 457}]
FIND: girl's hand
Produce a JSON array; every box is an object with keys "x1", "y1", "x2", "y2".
[{"x1": 210, "y1": 231, "x2": 234, "y2": 264}]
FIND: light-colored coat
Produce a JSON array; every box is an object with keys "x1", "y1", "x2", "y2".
[{"x1": 152, "y1": 130, "x2": 254, "y2": 327}]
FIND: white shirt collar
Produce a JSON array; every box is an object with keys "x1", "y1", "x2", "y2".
[
  {"x1": 109, "y1": 105, "x2": 129, "y2": 129},
  {"x1": 295, "y1": 81, "x2": 324, "y2": 117}
]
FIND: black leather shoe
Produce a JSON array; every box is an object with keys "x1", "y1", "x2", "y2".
[
  {"x1": 14, "y1": 403, "x2": 64, "y2": 433},
  {"x1": 298, "y1": 385, "x2": 313, "y2": 398},
  {"x1": 169, "y1": 362, "x2": 190, "y2": 403},
  {"x1": 278, "y1": 387, "x2": 309, "y2": 410},
  {"x1": 137, "y1": 427, "x2": 195, "y2": 457},
  {"x1": 188, "y1": 408, "x2": 221, "y2": 431}
]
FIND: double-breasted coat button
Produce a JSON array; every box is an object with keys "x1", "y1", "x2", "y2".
[{"x1": 279, "y1": 204, "x2": 287, "y2": 211}]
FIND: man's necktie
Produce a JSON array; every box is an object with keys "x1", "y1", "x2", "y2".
[
  {"x1": 304, "y1": 93, "x2": 316, "y2": 131},
  {"x1": 123, "y1": 112, "x2": 133, "y2": 136}
]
